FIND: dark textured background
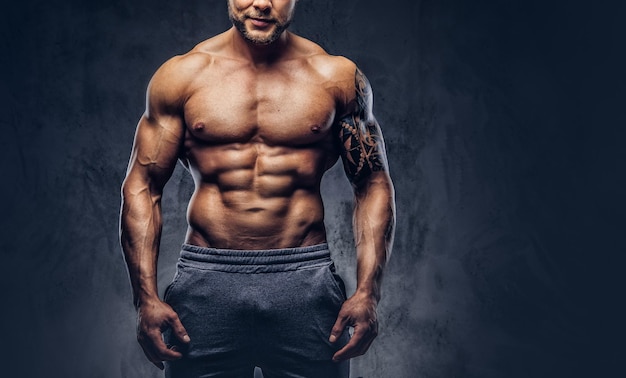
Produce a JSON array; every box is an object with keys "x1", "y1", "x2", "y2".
[{"x1": 1, "y1": 0, "x2": 625, "y2": 377}]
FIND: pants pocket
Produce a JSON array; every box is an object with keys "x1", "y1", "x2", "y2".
[
  {"x1": 263, "y1": 264, "x2": 349, "y2": 361},
  {"x1": 324, "y1": 262, "x2": 347, "y2": 303},
  {"x1": 163, "y1": 263, "x2": 188, "y2": 304}
]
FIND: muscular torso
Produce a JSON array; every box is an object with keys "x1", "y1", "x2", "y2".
[{"x1": 177, "y1": 34, "x2": 351, "y2": 249}]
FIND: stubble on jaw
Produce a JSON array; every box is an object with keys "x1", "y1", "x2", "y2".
[{"x1": 227, "y1": 1, "x2": 293, "y2": 45}]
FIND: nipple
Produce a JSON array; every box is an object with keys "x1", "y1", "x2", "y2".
[
  {"x1": 193, "y1": 122, "x2": 205, "y2": 131},
  {"x1": 310, "y1": 125, "x2": 321, "y2": 134}
]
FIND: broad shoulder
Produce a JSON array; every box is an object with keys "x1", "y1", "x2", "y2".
[
  {"x1": 288, "y1": 34, "x2": 359, "y2": 109},
  {"x1": 306, "y1": 55, "x2": 359, "y2": 115},
  {"x1": 147, "y1": 50, "x2": 213, "y2": 111},
  {"x1": 146, "y1": 33, "x2": 234, "y2": 114},
  {"x1": 291, "y1": 35, "x2": 356, "y2": 81}
]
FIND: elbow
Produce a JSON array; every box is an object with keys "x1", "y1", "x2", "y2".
[
  {"x1": 121, "y1": 173, "x2": 163, "y2": 205},
  {"x1": 354, "y1": 171, "x2": 395, "y2": 198}
]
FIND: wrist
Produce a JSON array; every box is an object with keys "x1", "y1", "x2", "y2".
[
  {"x1": 354, "y1": 286, "x2": 380, "y2": 303},
  {"x1": 134, "y1": 292, "x2": 162, "y2": 310},
  {"x1": 132, "y1": 276, "x2": 161, "y2": 308}
]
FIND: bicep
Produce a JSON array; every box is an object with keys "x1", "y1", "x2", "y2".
[
  {"x1": 124, "y1": 57, "x2": 190, "y2": 189},
  {"x1": 124, "y1": 113, "x2": 184, "y2": 192},
  {"x1": 338, "y1": 68, "x2": 389, "y2": 187}
]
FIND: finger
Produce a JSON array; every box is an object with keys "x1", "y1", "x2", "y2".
[
  {"x1": 332, "y1": 326, "x2": 373, "y2": 362},
  {"x1": 146, "y1": 329, "x2": 184, "y2": 361},
  {"x1": 353, "y1": 331, "x2": 376, "y2": 357},
  {"x1": 331, "y1": 331, "x2": 361, "y2": 361},
  {"x1": 141, "y1": 346, "x2": 164, "y2": 370},
  {"x1": 138, "y1": 334, "x2": 165, "y2": 370},
  {"x1": 329, "y1": 313, "x2": 349, "y2": 343},
  {"x1": 149, "y1": 355, "x2": 165, "y2": 370},
  {"x1": 168, "y1": 314, "x2": 191, "y2": 344}
]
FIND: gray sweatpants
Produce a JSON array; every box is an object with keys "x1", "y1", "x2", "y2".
[{"x1": 163, "y1": 243, "x2": 350, "y2": 378}]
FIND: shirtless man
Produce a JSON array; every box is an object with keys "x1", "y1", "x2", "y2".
[{"x1": 120, "y1": 1, "x2": 395, "y2": 376}]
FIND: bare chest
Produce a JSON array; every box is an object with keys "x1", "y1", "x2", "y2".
[{"x1": 183, "y1": 65, "x2": 338, "y2": 146}]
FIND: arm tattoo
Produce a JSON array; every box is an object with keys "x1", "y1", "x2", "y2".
[{"x1": 339, "y1": 68, "x2": 386, "y2": 185}]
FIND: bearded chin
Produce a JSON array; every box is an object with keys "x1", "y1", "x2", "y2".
[{"x1": 230, "y1": 16, "x2": 291, "y2": 45}]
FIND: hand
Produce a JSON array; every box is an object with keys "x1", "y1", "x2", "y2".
[
  {"x1": 329, "y1": 292, "x2": 378, "y2": 362},
  {"x1": 136, "y1": 298, "x2": 190, "y2": 370}
]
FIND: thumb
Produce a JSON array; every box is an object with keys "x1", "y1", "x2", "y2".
[
  {"x1": 168, "y1": 313, "x2": 190, "y2": 344},
  {"x1": 329, "y1": 313, "x2": 348, "y2": 343}
]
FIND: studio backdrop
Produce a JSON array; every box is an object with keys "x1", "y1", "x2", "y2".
[{"x1": 1, "y1": 0, "x2": 624, "y2": 377}]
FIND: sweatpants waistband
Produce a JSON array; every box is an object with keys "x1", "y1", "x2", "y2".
[{"x1": 179, "y1": 243, "x2": 332, "y2": 273}]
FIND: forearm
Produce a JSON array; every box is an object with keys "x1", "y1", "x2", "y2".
[
  {"x1": 120, "y1": 183, "x2": 164, "y2": 308},
  {"x1": 329, "y1": 174, "x2": 395, "y2": 360},
  {"x1": 352, "y1": 174, "x2": 396, "y2": 301}
]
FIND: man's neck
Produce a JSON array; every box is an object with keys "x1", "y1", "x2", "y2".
[{"x1": 228, "y1": 27, "x2": 291, "y2": 66}]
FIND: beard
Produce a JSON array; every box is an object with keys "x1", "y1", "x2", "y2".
[{"x1": 228, "y1": 3, "x2": 292, "y2": 45}]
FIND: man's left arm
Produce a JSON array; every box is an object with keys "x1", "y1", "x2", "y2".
[{"x1": 330, "y1": 67, "x2": 396, "y2": 362}]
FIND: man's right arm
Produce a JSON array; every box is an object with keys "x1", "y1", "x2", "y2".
[{"x1": 120, "y1": 58, "x2": 190, "y2": 370}]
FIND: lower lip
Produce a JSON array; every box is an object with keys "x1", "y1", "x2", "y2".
[{"x1": 250, "y1": 19, "x2": 272, "y2": 28}]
